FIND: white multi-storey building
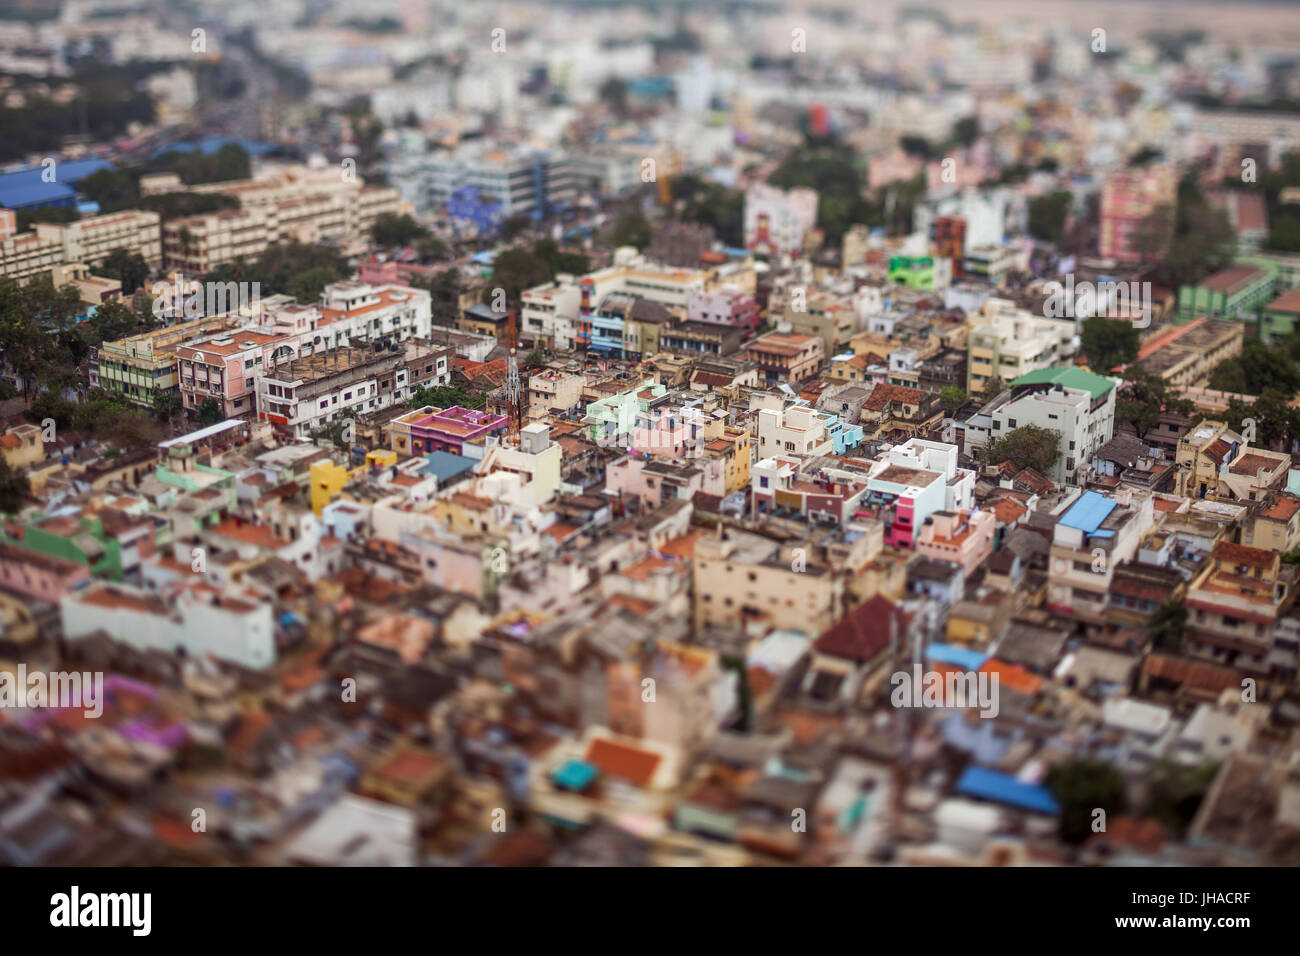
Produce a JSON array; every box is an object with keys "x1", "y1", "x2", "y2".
[
  {"x1": 744, "y1": 183, "x2": 818, "y2": 256},
  {"x1": 968, "y1": 367, "x2": 1119, "y2": 486},
  {"x1": 62, "y1": 581, "x2": 275, "y2": 670},
  {"x1": 965, "y1": 297, "x2": 1077, "y2": 395},
  {"x1": 522, "y1": 247, "x2": 709, "y2": 349}
]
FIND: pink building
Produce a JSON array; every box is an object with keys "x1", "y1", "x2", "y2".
[
  {"x1": 915, "y1": 509, "x2": 995, "y2": 575},
  {"x1": 606, "y1": 454, "x2": 725, "y2": 508},
  {"x1": 177, "y1": 330, "x2": 299, "y2": 418},
  {"x1": 389, "y1": 405, "x2": 508, "y2": 456},
  {"x1": 687, "y1": 288, "x2": 761, "y2": 336},
  {"x1": 0, "y1": 540, "x2": 92, "y2": 602},
  {"x1": 1100, "y1": 165, "x2": 1177, "y2": 262},
  {"x1": 631, "y1": 401, "x2": 714, "y2": 458}
]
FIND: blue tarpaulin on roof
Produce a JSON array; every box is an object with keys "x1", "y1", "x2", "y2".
[
  {"x1": 957, "y1": 766, "x2": 1059, "y2": 814},
  {"x1": 927, "y1": 643, "x2": 990, "y2": 671},
  {"x1": 1058, "y1": 490, "x2": 1117, "y2": 534},
  {"x1": 552, "y1": 759, "x2": 599, "y2": 791}
]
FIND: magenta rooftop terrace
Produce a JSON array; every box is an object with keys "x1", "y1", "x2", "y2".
[{"x1": 392, "y1": 405, "x2": 508, "y2": 453}]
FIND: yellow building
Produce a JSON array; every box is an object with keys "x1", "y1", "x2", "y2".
[
  {"x1": 0, "y1": 424, "x2": 43, "y2": 471},
  {"x1": 310, "y1": 459, "x2": 353, "y2": 515},
  {"x1": 1174, "y1": 421, "x2": 1240, "y2": 499},
  {"x1": 702, "y1": 425, "x2": 753, "y2": 495},
  {"x1": 1243, "y1": 493, "x2": 1300, "y2": 552}
]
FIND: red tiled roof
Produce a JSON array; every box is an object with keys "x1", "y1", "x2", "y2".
[
  {"x1": 585, "y1": 737, "x2": 662, "y2": 786},
  {"x1": 814, "y1": 595, "x2": 905, "y2": 663},
  {"x1": 1213, "y1": 541, "x2": 1275, "y2": 568}
]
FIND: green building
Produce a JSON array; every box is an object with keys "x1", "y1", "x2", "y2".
[
  {"x1": 2, "y1": 513, "x2": 124, "y2": 581},
  {"x1": 888, "y1": 256, "x2": 940, "y2": 290},
  {"x1": 1177, "y1": 260, "x2": 1279, "y2": 323},
  {"x1": 1260, "y1": 288, "x2": 1300, "y2": 343}
]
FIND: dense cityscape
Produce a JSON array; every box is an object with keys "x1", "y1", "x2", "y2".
[{"x1": 0, "y1": 0, "x2": 1298, "y2": 884}]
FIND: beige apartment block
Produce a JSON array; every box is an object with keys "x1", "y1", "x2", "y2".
[
  {"x1": 1, "y1": 209, "x2": 162, "y2": 280},
  {"x1": 166, "y1": 166, "x2": 402, "y2": 270}
]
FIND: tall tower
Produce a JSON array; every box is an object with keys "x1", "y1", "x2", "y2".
[{"x1": 505, "y1": 309, "x2": 524, "y2": 444}]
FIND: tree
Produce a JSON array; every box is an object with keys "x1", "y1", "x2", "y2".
[
  {"x1": 1244, "y1": 388, "x2": 1300, "y2": 449},
  {"x1": 0, "y1": 276, "x2": 83, "y2": 397},
  {"x1": 532, "y1": 238, "x2": 588, "y2": 277},
  {"x1": 417, "y1": 234, "x2": 449, "y2": 262},
  {"x1": 1209, "y1": 340, "x2": 1300, "y2": 397},
  {"x1": 371, "y1": 212, "x2": 426, "y2": 248},
  {"x1": 599, "y1": 77, "x2": 628, "y2": 114},
  {"x1": 207, "y1": 242, "x2": 347, "y2": 303},
  {"x1": 71, "y1": 167, "x2": 139, "y2": 210},
  {"x1": 1139, "y1": 175, "x2": 1236, "y2": 288},
  {"x1": 1045, "y1": 759, "x2": 1128, "y2": 845},
  {"x1": 153, "y1": 390, "x2": 183, "y2": 427},
  {"x1": 26, "y1": 390, "x2": 76, "y2": 431},
  {"x1": 983, "y1": 424, "x2": 1062, "y2": 474},
  {"x1": 311, "y1": 408, "x2": 358, "y2": 451},
  {"x1": 409, "y1": 383, "x2": 484, "y2": 410},
  {"x1": 1027, "y1": 191, "x2": 1072, "y2": 243},
  {"x1": 768, "y1": 143, "x2": 876, "y2": 244},
  {"x1": 952, "y1": 115, "x2": 979, "y2": 148},
  {"x1": 673, "y1": 174, "x2": 746, "y2": 246},
  {"x1": 1146, "y1": 760, "x2": 1218, "y2": 836},
  {"x1": 609, "y1": 208, "x2": 651, "y2": 250},
  {"x1": 197, "y1": 397, "x2": 223, "y2": 426},
  {"x1": 289, "y1": 267, "x2": 339, "y2": 305},
  {"x1": 1115, "y1": 366, "x2": 1193, "y2": 438},
  {"x1": 940, "y1": 386, "x2": 968, "y2": 416},
  {"x1": 1148, "y1": 599, "x2": 1188, "y2": 653},
  {"x1": 499, "y1": 213, "x2": 534, "y2": 242},
  {"x1": 1081, "y1": 316, "x2": 1139, "y2": 371},
  {"x1": 100, "y1": 248, "x2": 150, "y2": 294},
  {"x1": 899, "y1": 136, "x2": 935, "y2": 160},
  {"x1": 0, "y1": 455, "x2": 30, "y2": 514},
  {"x1": 77, "y1": 298, "x2": 154, "y2": 353},
  {"x1": 427, "y1": 269, "x2": 461, "y2": 326},
  {"x1": 491, "y1": 246, "x2": 551, "y2": 307}
]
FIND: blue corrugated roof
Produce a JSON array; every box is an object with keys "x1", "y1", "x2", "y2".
[
  {"x1": 0, "y1": 157, "x2": 114, "y2": 185},
  {"x1": 0, "y1": 181, "x2": 75, "y2": 210},
  {"x1": 149, "y1": 137, "x2": 275, "y2": 159},
  {"x1": 0, "y1": 158, "x2": 115, "y2": 211},
  {"x1": 957, "y1": 766, "x2": 1060, "y2": 814},
  {"x1": 419, "y1": 450, "x2": 477, "y2": 483},
  {"x1": 1058, "y1": 490, "x2": 1117, "y2": 534},
  {"x1": 927, "y1": 643, "x2": 989, "y2": 671}
]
